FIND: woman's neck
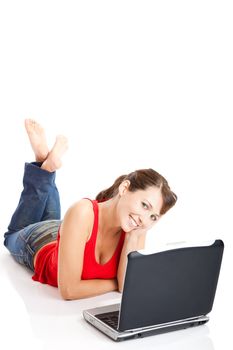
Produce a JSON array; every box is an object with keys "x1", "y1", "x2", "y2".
[{"x1": 97, "y1": 196, "x2": 122, "y2": 237}]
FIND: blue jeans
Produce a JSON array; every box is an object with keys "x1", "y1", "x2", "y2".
[{"x1": 3, "y1": 162, "x2": 62, "y2": 272}]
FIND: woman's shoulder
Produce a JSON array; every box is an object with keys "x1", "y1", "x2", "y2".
[
  {"x1": 60, "y1": 198, "x2": 95, "y2": 241},
  {"x1": 69, "y1": 197, "x2": 95, "y2": 212},
  {"x1": 69, "y1": 198, "x2": 94, "y2": 217},
  {"x1": 69, "y1": 198, "x2": 95, "y2": 234}
]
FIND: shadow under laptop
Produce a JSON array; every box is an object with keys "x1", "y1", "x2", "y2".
[
  {"x1": 129, "y1": 326, "x2": 214, "y2": 350},
  {"x1": 78, "y1": 317, "x2": 214, "y2": 350}
]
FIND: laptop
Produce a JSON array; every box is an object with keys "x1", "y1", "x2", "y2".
[{"x1": 83, "y1": 239, "x2": 224, "y2": 341}]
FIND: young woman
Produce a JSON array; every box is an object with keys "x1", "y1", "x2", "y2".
[{"x1": 3, "y1": 119, "x2": 177, "y2": 300}]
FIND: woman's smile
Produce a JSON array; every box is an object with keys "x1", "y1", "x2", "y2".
[{"x1": 129, "y1": 215, "x2": 139, "y2": 228}]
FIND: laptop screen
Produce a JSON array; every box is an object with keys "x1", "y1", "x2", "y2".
[{"x1": 118, "y1": 240, "x2": 224, "y2": 331}]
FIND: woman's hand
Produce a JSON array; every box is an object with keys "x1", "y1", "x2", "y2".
[
  {"x1": 117, "y1": 228, "x2": 147, "y2": 293},
  {"x1": 125, "y1": 228, "x2": 147, "y2": 250},
  {"x1": 127, "y1": 227, "x2": 147, "y2": 238}
]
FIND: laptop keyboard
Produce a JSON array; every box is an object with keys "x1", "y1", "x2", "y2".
[{"x1": 95, "y1": 311, "x2": 119, "y2": 330}]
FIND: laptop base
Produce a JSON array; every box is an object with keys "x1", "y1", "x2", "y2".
[{"x1": 83, "y1": 303, "x2": 209, "y2": 341}]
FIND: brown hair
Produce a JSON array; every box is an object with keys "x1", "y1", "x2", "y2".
[{"x1": 95, "y1": 168, "x2": 177, "y2": 215}]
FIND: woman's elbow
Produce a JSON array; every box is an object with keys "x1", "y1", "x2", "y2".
[
  {"x1": 59, "y1": 286, "x2": 71, "y2": 300},
  {"x1": 59, "y1": 284, "x2": 85, "y2": 301},
  {"x1": 60, "y1": 290, "x2": 80, "y2": 301},
  {"x1": 58, "y1": 284, "x2": 75, "y2": 300}
]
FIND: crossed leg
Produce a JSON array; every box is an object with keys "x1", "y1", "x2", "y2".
[
  {"x1": 5, "y1": 119, "x2": 69, "y2": 234},
  {"x1": 24, "y1": 118, "x2": 68, "y2": 172},
  {"x1": 3, "y1": 119, "x2": 69, "y2": 270}
]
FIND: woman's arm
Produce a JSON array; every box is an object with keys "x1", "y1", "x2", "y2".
[
  {"x1": 117, "y1": 229, "x2": 147, "y2": 293},
  {"x1": 64, "y1": 278, "x2": 118, "y2": 300},
  {"x1": 58, "y1": 199, "x2": 118, "y2": 300}
]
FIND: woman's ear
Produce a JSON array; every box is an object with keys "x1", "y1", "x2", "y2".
[{"x1": 118, "y1": 180, "x2": 130, "y2": 196}]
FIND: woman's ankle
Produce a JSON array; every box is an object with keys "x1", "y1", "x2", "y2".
[
  {"x1": 41, "y1": 153, "x2": 62, "y2": 172},
  {"x1": 41, "y1": 159, "x2": 57, "y2": 173}
]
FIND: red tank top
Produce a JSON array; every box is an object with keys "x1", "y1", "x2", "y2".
[{"x1": 32, "y1": 198, "x2": 126, "y2": 287}]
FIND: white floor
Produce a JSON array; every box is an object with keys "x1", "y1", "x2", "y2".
[
  {"x1": 0, "y1": 243, "x2": 231, "y2": 350},
  {"x1": 1, "y1": 1, "x2": 232, "y2": 348}
]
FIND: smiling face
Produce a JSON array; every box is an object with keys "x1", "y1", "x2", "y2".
[{"x1": 117, "y1": 180, "x2": 164, "y2": 232}]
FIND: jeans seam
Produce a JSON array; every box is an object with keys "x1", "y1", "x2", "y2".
[
  {"x1": 26, "y1": 244, "x2": 34, "y2": 255},
  {"x1": 19, "y1": 225, "x2": 41, "y2": 244},
  {"x1": 19, "y1": 231, "x2": 27, "y2": 243}
]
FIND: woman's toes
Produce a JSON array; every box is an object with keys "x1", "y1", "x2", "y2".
[{"x1": 24, "y1": 118, "x2": 49, "y2": 162}]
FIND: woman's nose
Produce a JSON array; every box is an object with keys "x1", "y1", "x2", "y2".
[
  {"x1": 143, "y1": 214, "x2": 154, "y2": 227},
  {"x1": 140, "y1": 216, "x2": 149, "y2": 227}
]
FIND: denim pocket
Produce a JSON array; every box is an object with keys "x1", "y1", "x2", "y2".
[{"x1": 27, "y1": 220, "x2": 61, "y2": 248}]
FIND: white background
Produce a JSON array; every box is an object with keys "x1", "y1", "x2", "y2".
[{"x1": 0, "y1": 1, "x2": 232, "y2": 349}]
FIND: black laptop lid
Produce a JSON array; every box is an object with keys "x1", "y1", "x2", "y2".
[{"x1": 118, "y1": 239, "x2": 224, "y2": 331}]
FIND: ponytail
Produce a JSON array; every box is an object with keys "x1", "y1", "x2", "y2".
[{"x1": 96, "y1": 174, "x2": 127, "y2": 202}]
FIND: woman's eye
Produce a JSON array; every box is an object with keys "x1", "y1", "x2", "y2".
[
  {"x1": 142, "y1": 202, "x2": 157, "y2": 221},
  {"x1": 151, "y1": 215, "x2": 157, "y2": 222}
]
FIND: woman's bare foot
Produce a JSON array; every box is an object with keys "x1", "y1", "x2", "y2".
[
  {"x1": 41, "y1": 135, "x2": 68, "y2": 172},
  {"x1": 25, "y1": 119, "x2": 49, "y2": 162}
]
